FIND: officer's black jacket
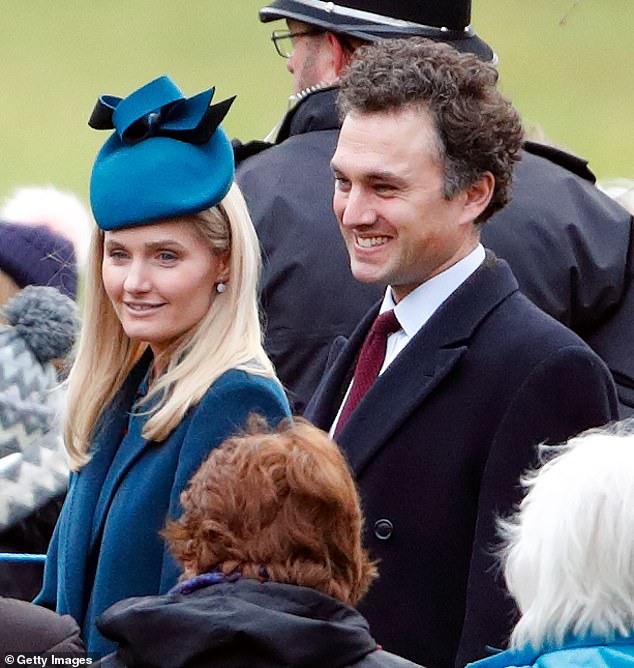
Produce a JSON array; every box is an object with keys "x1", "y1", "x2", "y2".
[{"x1": 236, "y1": 88, "x2": 634, "y2": 416}]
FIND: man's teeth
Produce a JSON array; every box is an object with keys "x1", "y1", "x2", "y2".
[{"x1": 357, "y1": 236, "x2": 389, "y2": 248}]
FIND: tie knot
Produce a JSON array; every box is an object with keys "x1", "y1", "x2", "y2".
[{"x1": 372, "y1": 309, "x2": 400, "y2": 338}]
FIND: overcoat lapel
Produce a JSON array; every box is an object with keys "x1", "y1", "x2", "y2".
[
  {"x1": 60, "y1": 352, "x2": 151, "y2": 619},
  {"x1": 88, "y1": 412, "x2": 150, "y2": 551},
  {"x1": 88, "y1": 354, "x2": 164, "y2": 553},
  {"x1": 339, "y1": 343, "x2": 467, "y2": 473},
  {"x1": 306, "y1": 306, "x2": 378, "y2": 430},
  {"x1": 330, "y1": 255, "x2": 519, "y2": 475}
]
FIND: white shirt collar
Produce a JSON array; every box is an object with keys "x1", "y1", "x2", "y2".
[{"x1": 379, "y1": 244, "x2": 486, "y2": 337}]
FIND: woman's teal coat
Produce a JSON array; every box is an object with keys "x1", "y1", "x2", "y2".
[{"x1": 35, "y1": 355, "x2": 290, "y2": 657}]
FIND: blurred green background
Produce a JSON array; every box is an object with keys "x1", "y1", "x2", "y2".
[{"x1": 0, "y1": 0, "x2": 631, "y2": 209}]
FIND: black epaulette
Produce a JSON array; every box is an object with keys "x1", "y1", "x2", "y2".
[
  {"x1": 523, "y1": 140, "x2": 596, "y2": 183},
  {"x1": 231, "y1": 139, "x2": 274, "y2": 166}
]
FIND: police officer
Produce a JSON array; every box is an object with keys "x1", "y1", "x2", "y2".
[{"x1": 235, "y1": 0, "x2": 634, "y2": 417}]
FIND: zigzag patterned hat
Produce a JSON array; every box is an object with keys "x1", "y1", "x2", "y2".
[{"x1": 0, "y1": 286, "x2": 79, "y2": 529}]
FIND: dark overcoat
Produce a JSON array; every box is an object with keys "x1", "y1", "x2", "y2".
[
  {"x1": 236, "y1": 88, "x2": 382, "y2": 413},
  {"x1": 35, "y1": 357, "x2": 290, "y2": 658},
  {"x1": 236, "y1": 88, "x2": 634, "y2": 416},
  {"x1": 305, "y1": 255, "x2": 618, "y2": 668}
]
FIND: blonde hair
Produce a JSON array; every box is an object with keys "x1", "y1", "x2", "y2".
[
  {"x1": 597, "y1": 178, "x2": 634, "y2": 216},
  {"x1": 64, "y1": 184, "x2": 277, "y2": 469}
]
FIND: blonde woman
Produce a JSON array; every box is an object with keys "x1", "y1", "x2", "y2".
[{"x1": 35, "y1": 76, "x2": 290, "y2": 657}]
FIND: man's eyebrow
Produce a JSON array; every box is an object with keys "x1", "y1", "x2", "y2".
[
  {"x1": 330, "y1": 163, "x2": 406, "y2": 186},
  {"x1": 365, "y1": 170, "x2": 408, "y2": 186}
]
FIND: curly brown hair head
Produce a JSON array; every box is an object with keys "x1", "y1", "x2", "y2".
[
  {"x1": 163, "y1": 416, "x2": 377, "y2": 605},
  {"x1": 337, "y1": 38, "x2": 524, "y2": 223}
]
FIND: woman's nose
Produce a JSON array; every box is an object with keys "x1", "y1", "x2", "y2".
[{"x1": 123, "y1": 260, "x2": 151, "y2": 293}]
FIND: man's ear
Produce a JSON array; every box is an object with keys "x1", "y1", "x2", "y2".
[
  {"x1": 460, "y1": 172, "x2": 495, "y2": 223},
  {"x1": 326, "y1": 32, "x2": 353, "y2": 77}
]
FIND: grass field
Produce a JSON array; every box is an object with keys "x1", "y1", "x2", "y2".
[{"x1": 0, "y1": 0, "x2": 631, "y2": 208}]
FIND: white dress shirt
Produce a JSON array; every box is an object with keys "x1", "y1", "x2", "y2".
[
  {"x1": 380, "y1": 244, "x2": 486, "y2": 373},
  {"x1": 330, "y1": 244, "x2": 485, "y2": 435}
]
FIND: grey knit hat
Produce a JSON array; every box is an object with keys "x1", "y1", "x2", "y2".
[{"x1": 0, "y1": 286, "x2": 79, "y2": 530}]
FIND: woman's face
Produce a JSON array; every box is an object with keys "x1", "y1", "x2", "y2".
[{"x1": 102, "y1": 219, "x2": 228, "y2": 357}]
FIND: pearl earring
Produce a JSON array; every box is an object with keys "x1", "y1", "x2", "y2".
[{"x1": 216, "y1": 282, "x2": 226, "y2": 294}]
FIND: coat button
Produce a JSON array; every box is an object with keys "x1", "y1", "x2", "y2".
[{"x1": 374, "y1": 519, "x2": 393, "y2": 540}]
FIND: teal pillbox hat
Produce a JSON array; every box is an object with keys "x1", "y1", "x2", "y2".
[{"x1": 88, "y1": 76, "x2": 235, "y2": 231}]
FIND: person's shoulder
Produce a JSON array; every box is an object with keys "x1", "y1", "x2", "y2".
[
  {"x1": 236, "y1": 127, "x2": 338, "y2": 177},
  {"x1": 466, "y1": 648, "x2": 534, "y2": 668},
  {"x1": 521, "y1": 141, "x2": 595, "y2": 182},
  {"x1": 458, "y1": 257, "x2": 578, "y2": 348},
  {"x1": 481, "y1": 282, "x2": 609, "y2": 373},
  {"x1": 0, "y1": 597, "x2": 84, "y2": 655},
  {"x1": 352, "y1": 647, "x2": 422, "y2": 667},
  {"x1": 208, "y1": 368, "x2": 282, "y2": 393},
  {"x1": 196, "y1": 369, "x2": 289, "y2": 417},
  {"x1": 489, "y1": 291, "x2": 616, "y2": 409},
  {"x1": 516, "y1": 143, "x2": 631, "y2": 221},
  {"x1": 534, "y1": 643, "x2": 634, "y2": 668},
  {"x1": 488, "y1": 278, "x2": 584, "y2": 345}
]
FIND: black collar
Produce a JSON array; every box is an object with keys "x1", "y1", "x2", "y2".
[{"x1": 276, "y1": 86, "x2": 340, "y2": 142}]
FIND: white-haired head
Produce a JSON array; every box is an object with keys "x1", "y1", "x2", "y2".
[
  {"x1": 597, "y1": 179, "x2": 634, "y2": 217},
  {"x1": 1, "y1": 185, "x2": 92, "y2": 266},
  {"x1": 501, "y1": 422, "x2": 634, "y2": 650}
]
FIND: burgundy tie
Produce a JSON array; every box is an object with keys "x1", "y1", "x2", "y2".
[{"x1": 335, "y1": 310, "x2": 401, "y2": 436}]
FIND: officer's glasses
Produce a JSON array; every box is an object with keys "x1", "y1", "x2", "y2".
[{"x1": 271, "y1": 29, "x2": 324, "y2": 58}]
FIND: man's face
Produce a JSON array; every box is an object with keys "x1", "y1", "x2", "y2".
[
  {"x1": 286, "y1": 19, "x2": 331, "y2": 94},
  {"x1": 331, "y1": 107, "x2": 480, "y2": 303}
]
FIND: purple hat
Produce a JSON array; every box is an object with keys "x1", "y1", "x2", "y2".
[{"x1": 0, "y1": 221, "x2": 78, "y2": 299}]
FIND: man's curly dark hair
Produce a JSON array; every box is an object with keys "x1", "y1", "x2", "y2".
[{"x1": 337, "y1": 38, "x2": 524, "y2": 223}]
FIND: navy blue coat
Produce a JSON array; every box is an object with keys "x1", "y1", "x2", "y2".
[
  {"x1": 36, "y1": 357, "x2": 290, "y2": 657},
  {"x1": 236, "y1": 88, "x2": 634, "y2": 416},
  {"x1": 236, "y1": 88, "x2": 382, "y2": 414},
  {"x1": 305, "y1": 255, "x2": 618, "y2": 668}
]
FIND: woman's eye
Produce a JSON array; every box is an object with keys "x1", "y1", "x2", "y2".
[
  {"x1": 158, "y1": 251, "x2": 178, "y2": 262},
  {"x1": 108, "y1": 250, "x2": 128, "y2": 260}
]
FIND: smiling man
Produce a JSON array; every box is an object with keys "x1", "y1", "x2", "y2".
[
  {"x1": 332, "y1": 106, "x2": 488, "y2": 298},
  {"x1": 238, "y1": 0, "x2": 634, "y2": 420},
  {"x1": 305, "y1": 38, "x2": 618, "y2": 668}
]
